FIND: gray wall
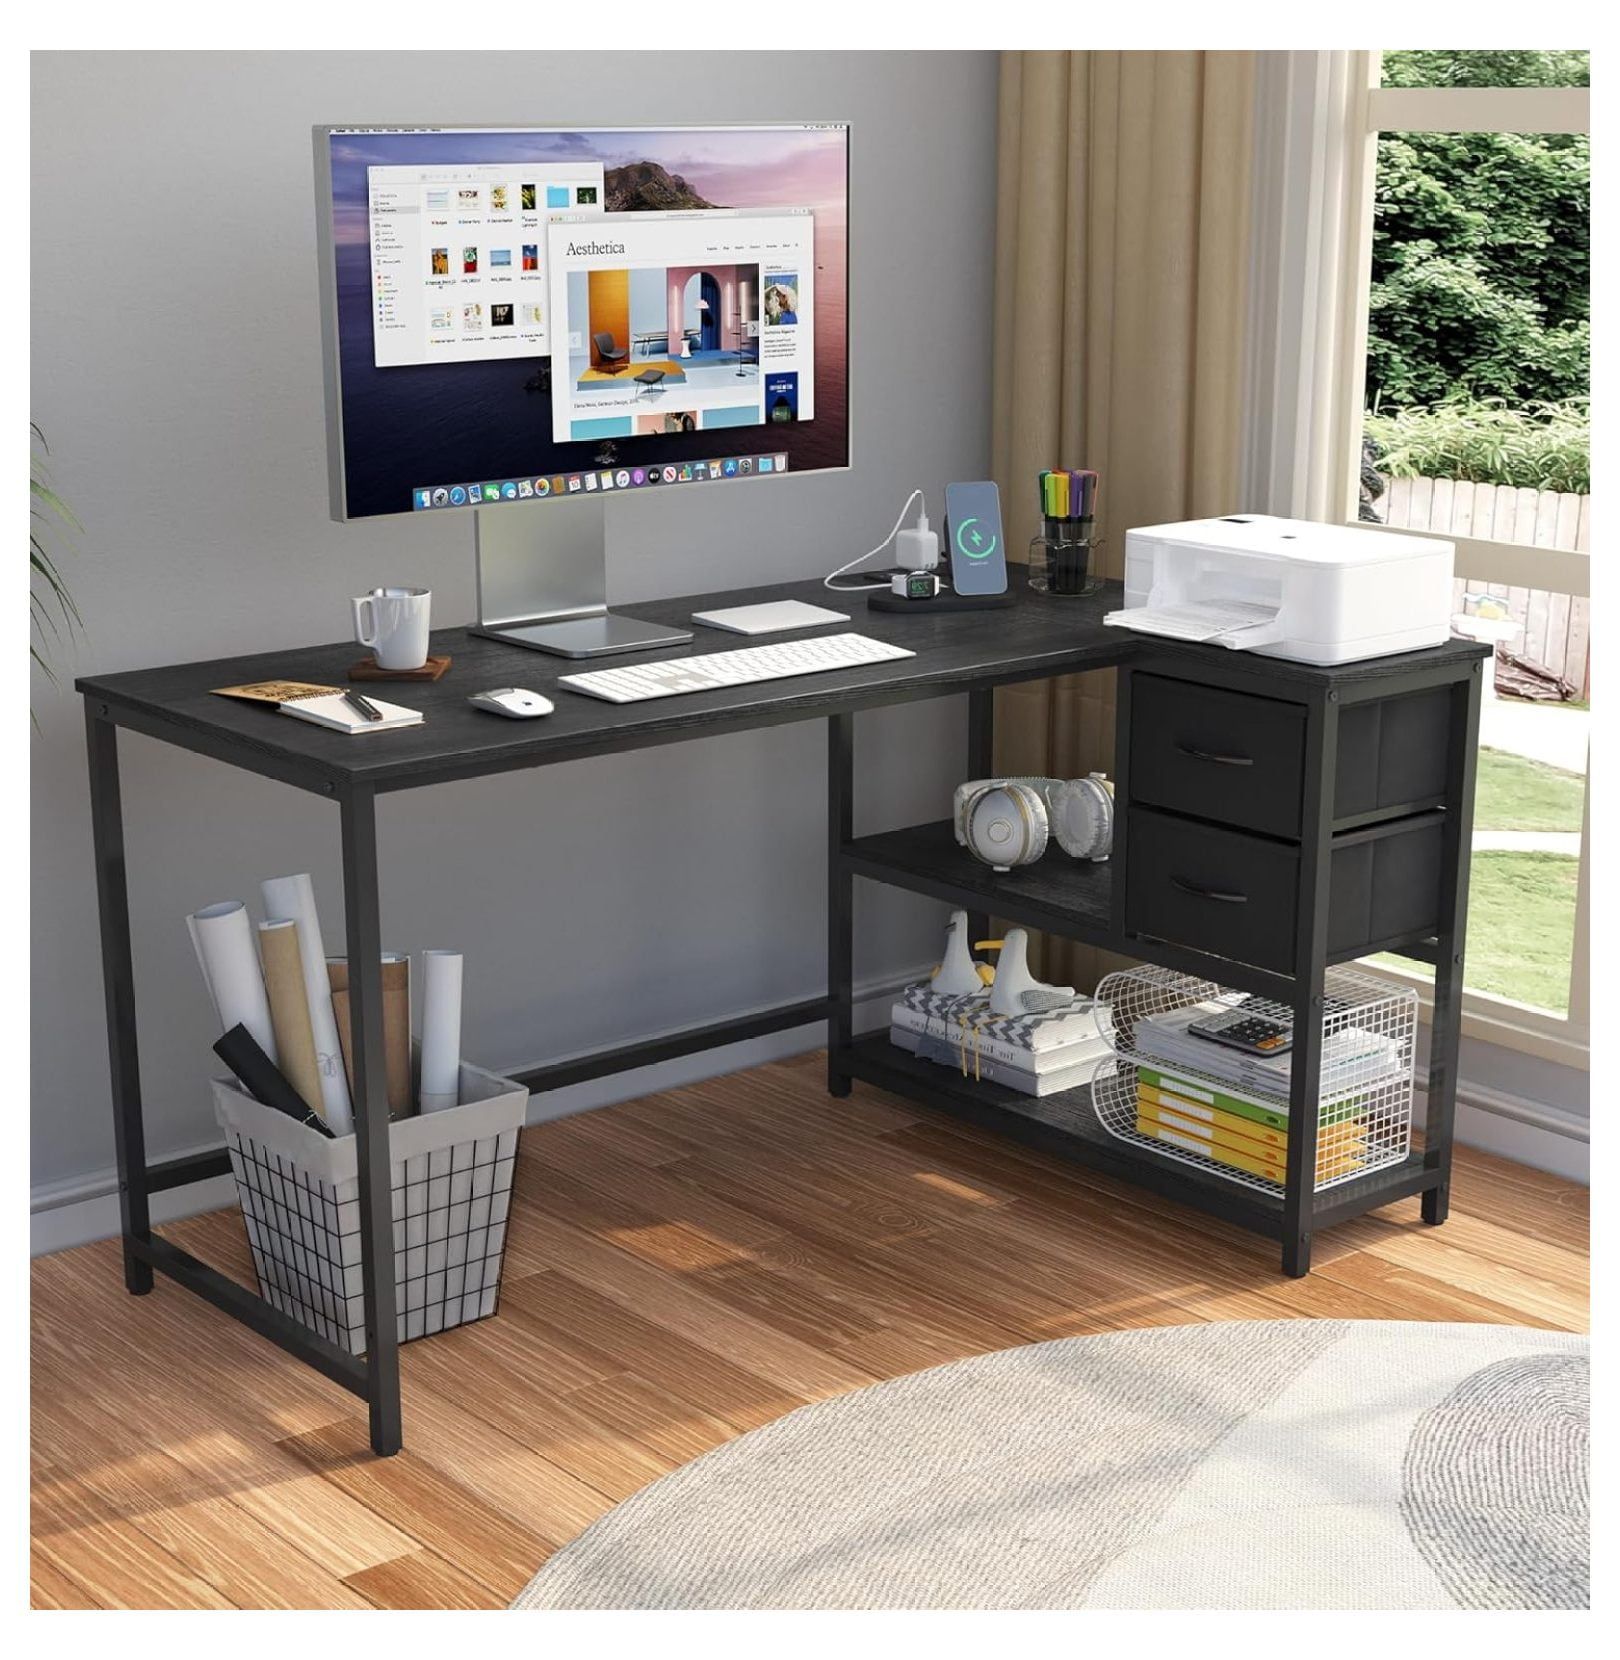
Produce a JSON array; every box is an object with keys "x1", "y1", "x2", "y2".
[{"x1": 31, "y1": 51, "x2": 1000, "y2": 1203}]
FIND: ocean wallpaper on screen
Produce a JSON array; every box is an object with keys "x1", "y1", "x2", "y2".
[{"x1": 326, "y1": 127, "x2": 849, "y2": 518}]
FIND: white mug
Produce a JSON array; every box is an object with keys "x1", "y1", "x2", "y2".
[{"x1": 352, "y1": 586, "x2": 431, "y2": 671}]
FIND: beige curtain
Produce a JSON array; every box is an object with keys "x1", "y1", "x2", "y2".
[{"x1": 988, "y1": 49, "x2": 1256, "y2": 988}]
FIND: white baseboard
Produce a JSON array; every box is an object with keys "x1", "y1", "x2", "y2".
[
  {"x1": 29, "y1": 1162, "x2": 242, "y2": 1259},
  {"x1": 30, "y1": 967, "x2": 926, "y2": 1257},
  {"x1": 1440, "y1": 1080, "x2": 1589, "y2": 1185},
  {"x1": 34, "y1": 969, "x2": 1587, "y2": 1255}
]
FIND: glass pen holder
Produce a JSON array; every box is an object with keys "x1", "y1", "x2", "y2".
[{"x1": 1028, "y1": 516, "x2": 1104, "y2": 597}]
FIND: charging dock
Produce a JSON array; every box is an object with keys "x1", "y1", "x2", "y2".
[{"x1": 866, "y1": 590, "x2": 1017, "y2": 614}]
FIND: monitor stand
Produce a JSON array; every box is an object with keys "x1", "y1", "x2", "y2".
[{"x1": 469, "y1": 500, "x2": 693, "y2": 659}]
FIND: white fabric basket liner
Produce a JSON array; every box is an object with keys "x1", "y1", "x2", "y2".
[{"x1": 212, "y1": 1054, "x2": 528, "y2": 1352}]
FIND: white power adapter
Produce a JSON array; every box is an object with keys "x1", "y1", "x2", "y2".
[
  {"x1": 895, "y1": 509, "x2": 940, "y2": 572},
  {"x1": 824, "y1": 488, "x2": 940, "y2": 591}
]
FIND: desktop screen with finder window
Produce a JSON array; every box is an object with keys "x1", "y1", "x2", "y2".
[{"x1": 320, "y1": 124, "x2": 849, "y2": 520}]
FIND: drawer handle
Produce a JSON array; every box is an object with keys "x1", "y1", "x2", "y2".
[
  {"x1": 1175, "y1": 742, "x2": 1254, "y2": 767},
  {"x1": 1171, "y1": 875, "x2": 1248, "y2": 904}
]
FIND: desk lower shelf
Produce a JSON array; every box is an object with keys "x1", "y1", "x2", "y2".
[{"x1": 841, "y1": 1033, "x2": 1438, "y2": 1243}]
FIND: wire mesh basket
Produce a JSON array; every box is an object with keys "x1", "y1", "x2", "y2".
[
  {"x1": 1091, "y1": 964, "x2": 1417, "y2": 1194},
  {"x1": 212, "y1": 1053, "x2": 527, "y2": 1354}
]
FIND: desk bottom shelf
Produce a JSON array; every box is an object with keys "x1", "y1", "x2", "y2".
[{"x1": 840, "y1": 1033, "x2": 1439, "y2": 1257}]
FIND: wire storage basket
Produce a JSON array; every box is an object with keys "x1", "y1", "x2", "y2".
[
  {"x1": 1091, "y1": 964, "x2": 1417, "y2": 1195},
  {"x1": 212, "y1": 1052, "x2": 527, "y2": 1354}
]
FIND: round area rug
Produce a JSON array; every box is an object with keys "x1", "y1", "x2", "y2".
[{"x1": 513, "y1": 1320, "x2": 1588, "y2": 1611}]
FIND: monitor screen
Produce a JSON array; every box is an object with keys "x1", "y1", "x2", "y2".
[{"x1": 316, "y1": 124, "x2": 850, "y2": 520}]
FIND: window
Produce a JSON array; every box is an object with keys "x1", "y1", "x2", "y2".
[
  {"x1": 1331, "y1": 51, "x2": 1589, "y2": 1061},
  {"x1": 1375, "y1": 48, "x2": 1590, "y2": 88}
]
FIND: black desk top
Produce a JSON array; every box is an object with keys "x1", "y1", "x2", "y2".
[{"x1": 78, "y1": 578, "x2": 1487, "y2": 796}]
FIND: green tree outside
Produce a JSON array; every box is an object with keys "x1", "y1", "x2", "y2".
[{"x1": 1366, "y1": 49, "x2": 1589, "y2": 474}]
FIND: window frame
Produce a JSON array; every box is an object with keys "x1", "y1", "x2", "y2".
[{"x1": 1331, "y1": 57, "x2": 1590, "y2": 1068}]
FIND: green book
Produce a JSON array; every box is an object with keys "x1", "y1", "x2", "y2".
[{"x1": 1134, "y1": 1066, "x2": 1291, "y2": 1133}]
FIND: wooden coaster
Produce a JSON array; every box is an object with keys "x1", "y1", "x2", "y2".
[{"x1": 349, "y1": 654, "x2": 451, "y2": 682}]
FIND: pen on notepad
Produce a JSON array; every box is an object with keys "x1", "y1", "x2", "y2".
[{"x1": 342, "y1": 688, "x2": 385, "y2": 723}]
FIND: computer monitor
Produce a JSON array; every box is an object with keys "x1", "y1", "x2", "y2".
[{"x1": 314, "y1": 123, "x2": 850, "y2": 655}]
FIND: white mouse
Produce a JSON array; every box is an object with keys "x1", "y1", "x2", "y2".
[{"x1": 468, "y1": 687, "x2": 554, "y2": 719}]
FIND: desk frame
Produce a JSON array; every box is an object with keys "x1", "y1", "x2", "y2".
[
  {"x1": 83, "y1": 697, "x2": 837, "y2": 1456},
  {"x1": 79, "y1": 591, "x2": 1483, "y2": 1456}
]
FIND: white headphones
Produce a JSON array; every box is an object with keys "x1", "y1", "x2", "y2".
[{"x1": 952, "y1": 774, "x2": 1115, "y2": 872}]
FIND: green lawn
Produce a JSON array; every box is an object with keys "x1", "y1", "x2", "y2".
[
  {"x1": 1463, "y1": 851, "x2": 1579, "y2": 1012},
  {"x1": 1474, "y1": 747, "x2": 1584, "y2": 833}
]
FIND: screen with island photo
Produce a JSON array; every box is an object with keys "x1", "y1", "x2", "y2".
[{"x1": 323, "y1": 125, "x2": 849, "y2": 519}]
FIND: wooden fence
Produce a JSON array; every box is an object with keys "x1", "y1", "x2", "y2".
[{"x1": 1371, "y1": 477, "x2": 1591, "y2": 698}]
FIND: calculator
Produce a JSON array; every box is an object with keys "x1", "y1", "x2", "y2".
[{"x1": 1187, "y1": 1005, "x2": 1294, "y2": 1057}]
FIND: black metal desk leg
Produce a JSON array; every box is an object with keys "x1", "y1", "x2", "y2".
[
  {"x1": 1423, "y1": 666, "x2": 1483, "y2": 1226},
  {"x1": 339, "y1": 783, "x2": 402, "y2": 1455},
  {"x1": 965, "y1": 688, "x2": 994, "y2": 946},
  {"x1": 827, "y1": 713, "x2": 854, "y2": 1097},
  {"x1": 1281, "y1": 691, "x2": 1339, "y2": 1278},
  {"x1": 84, "y1": 706, "x2": 153, "y2": 1296},
  {"x1": 1282, "y1": 978, "x2": 1323, "y2": 1278}
]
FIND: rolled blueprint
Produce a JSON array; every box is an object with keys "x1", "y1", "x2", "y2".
[
  {"x1": 382, "y1": 954, "x2": 411, "y2": 1118},
  {"x1": 188, "y1": 901, "x2": 277, "y2": 1064},
  {"x1": 214, "y1": 1024, "x2": 335, "y2": 1138},
  {"x1": 328, "y1": 954, "x2": 413, "y2": 1119},
  {"x1": 419, "y1": 949, "x2": 463, "y2": 1112},
  {"x1": 261, "y1": 873, "x2": 353, "y2": 1134},
  {"x1": 257, "y1": 919, "x2": 323, "y2": 1116}
]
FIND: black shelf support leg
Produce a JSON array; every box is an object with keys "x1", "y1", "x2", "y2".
[
  {"x1": 1281, "y1": 689, "x2": 1341, "y2": 1278},
  {"x1": 965, "y1": 687, "x2": 995, "y2": 946},
  {"x1": 85, "y1": 706, "x2": 153, "y2": 1296},
  {"x1": 339, "y1": 782, "x2": 403, "y2": 1455},
  {"x1": 1423, "y1": 664, "x2": 1483, "y2": 1226},
  {"x1": 827, "y1": 712, "x2": 854, "y2": 1097}
]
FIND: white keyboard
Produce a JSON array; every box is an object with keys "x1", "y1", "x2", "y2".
[{"x1": 559, "y1": 631, "x2": 916, "y2": 703}]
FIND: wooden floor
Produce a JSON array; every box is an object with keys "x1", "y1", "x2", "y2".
[{"x1": 31, "y1": 1053, "x2": 1589, "y2": 1610}]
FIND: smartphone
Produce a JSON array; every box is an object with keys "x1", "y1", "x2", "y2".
[{"x1": 945, "y1": 480, "x2": 1009, "y2": 596}]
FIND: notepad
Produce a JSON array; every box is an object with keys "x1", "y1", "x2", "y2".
[
  {"x1": 213, "y1": 681, "x2": 423, "y2": 734},
  {"x1": 279, "y1": 692, "x2": 422, "y2": 733}
]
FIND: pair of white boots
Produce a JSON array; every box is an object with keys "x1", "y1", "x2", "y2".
[{"x1": 930, "y1": 909, "x2": 1076, "y2": 1015}]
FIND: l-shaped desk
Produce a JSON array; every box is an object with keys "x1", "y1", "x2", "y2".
[{"x1": 78, "y1": 578, "x2": 1485, "y2": 1454}]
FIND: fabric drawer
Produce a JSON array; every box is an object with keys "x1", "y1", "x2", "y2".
[
  {"x1": 1125, "y1": 807, "x2": 1445, "y2": 975},
  {"x1": 1129, "y1": 674, "x2": 1306, "y2": 838}
]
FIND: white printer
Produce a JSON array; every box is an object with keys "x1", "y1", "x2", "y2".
[{"x1": 1112, "y1": 514, "x2": 1455, "y2": 665}]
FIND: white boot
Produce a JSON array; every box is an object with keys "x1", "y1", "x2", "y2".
[
  {"x1": 989, "y1": 928, "x2": 1077, "y2": 1015},
  {"x1": 930, "y1": 910, "x2": 984, "y2": 997}
]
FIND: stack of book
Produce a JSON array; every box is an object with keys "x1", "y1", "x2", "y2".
[
  {"x1": 1133, "y1": 1065, "x2": 1368, "y2": 1184},
  {"x1": 1132, "y1": 1004, "x2": 1403, "y2": 1099},
  {"x1": 889, "y1": 982, "x2": 1112, "y2": 1097},
  {"x1": 1124, "y1": 1004, "x2": 1402, "y2": 1184}
]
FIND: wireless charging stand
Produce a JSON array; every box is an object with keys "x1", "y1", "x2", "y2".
[{"x1": 470, "y1": 499, "x2": 693, "y2": 659}]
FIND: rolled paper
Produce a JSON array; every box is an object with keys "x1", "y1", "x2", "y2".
[
  {"x1": 188, "y1": 901, "x2": 278, "y2": 1063},
  {"x1": 383, "y1": 955, "x2": 412, "y2": 1118},
  {"x1": 328, "y1": 953, "x2": 413, "y2": 1118},
  {"x1": 214, "y1": 1024, "x2": 335, "y2": 1138},
  {"x1": 261, "y1": 874, "x2": 352, "y2": 1134},
  {"x1": 258, "y1": 919, "x2": 324, "y2": 1115},
  {"x1": 419, "y1": 950, "x2": 463, "y2": 1112}
]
